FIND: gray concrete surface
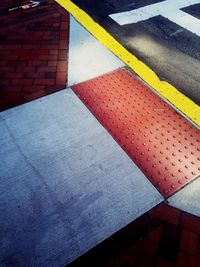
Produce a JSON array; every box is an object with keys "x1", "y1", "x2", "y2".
[
  {"x1": 0, "y1": 90, "x2": 163, "y2": 266},
  {"x1": 68, "y1": 16, "x2": 124, "y2": 86},
  {"x1": 169, "y1": 177, "x2": 200, "y2": 217}
]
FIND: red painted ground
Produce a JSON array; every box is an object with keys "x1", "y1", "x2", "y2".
[
  {"x1": 73, "y1": 69, "x2": 200, "y2": 197},
  {"x1": 0, "y1": 0, "x2": 69, "y2": 111}
]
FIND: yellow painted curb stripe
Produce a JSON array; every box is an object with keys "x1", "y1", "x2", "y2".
[{"x1": 56, "y1": 0, "x2": 200, "y2": 127}]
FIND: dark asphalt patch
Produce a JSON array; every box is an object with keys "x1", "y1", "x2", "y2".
[
  {"x1": 183, "y1": 3, "x2": 200, "y2": 19},
  {"x1": 72, "y1": 0, "x2": 200, "y2": 105}
]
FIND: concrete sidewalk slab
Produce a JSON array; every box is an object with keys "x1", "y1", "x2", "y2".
[
  {"x1": 0, "y1": 90, "x2": 163, "y2": 266},
  {"x1": 169, "y1": 177, "x2": 200, "y2": 217},
  {"x1": 68, "y1": 16, "x2": 124, "y2": 86}
]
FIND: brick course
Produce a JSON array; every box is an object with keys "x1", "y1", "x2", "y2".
[
  {"x1": 0, "y1": 0, "x2": 69, "y2": 111},
  {"x1": 68, "y1": 203, "x2": 200, "y2": 267}
]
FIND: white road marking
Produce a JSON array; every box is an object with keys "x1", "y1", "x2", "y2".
[{"x1": 110, "y1": 0, "x2": 200, "y2": 37}]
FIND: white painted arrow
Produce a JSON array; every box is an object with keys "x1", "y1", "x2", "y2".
[{"x1": 9, "y1": 1, "x2": 40, "y2": 11}]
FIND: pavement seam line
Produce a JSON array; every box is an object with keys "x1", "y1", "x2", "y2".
[{"x1": 55, "y1": 0, "x2": 200, "y2": 127}]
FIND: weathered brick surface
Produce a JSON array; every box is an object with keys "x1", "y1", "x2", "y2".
[
  {"x1": 180, "y1": 212, "x2": 200, "y2": 235},
  {"x1": 0, "y1": 0, "x2": 69, "y2": 111},
  {"x1": 176, "y1": 251, "x2": 197, "y2": 267},
  {"x1": 150, "y1": 203, "x2": 181, "y2": 225},
  {"x1": 68, "y1": 203, "x2": 200, "y2": 267},
  {"x1": 180, "y1": 229, "x2": 198, "y2": 255}
]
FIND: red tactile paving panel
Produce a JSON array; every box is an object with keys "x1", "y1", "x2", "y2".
[
  {"x1": 72, "y1": 69, "x2": 200, "y2": 197},
  {"x1": 0, "y1": 0, "x2": 69, "y2": 111}
]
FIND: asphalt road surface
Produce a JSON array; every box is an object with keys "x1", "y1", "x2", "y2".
[{"x1": 71, "y1": 0, "x2": 200, "y2": 105}]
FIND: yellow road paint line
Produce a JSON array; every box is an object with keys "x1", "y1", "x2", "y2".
[{"x1": 56, "y1": 0, "x2": 200, "y2": 127}]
